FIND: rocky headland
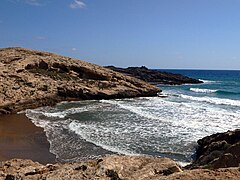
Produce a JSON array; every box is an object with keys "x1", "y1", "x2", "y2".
[
  {"x1": 106, "y1": 66, "x2": 203, "y2": 85},
  {"x1": 0, "y1": 47, "x2": 160, "y2": 115}
]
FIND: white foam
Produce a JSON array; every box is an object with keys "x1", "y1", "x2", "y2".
[
  {"x1": 25, "y1": 96, "x2": 240, "y2": 164},
  {"x1": 190, "y1": 88, "x2": 218, "y2": 93},
  {"x1": 180, "y1": 94, "x2": 240, "y2": 107},
  {"x1": 43, "y1": 107, "x2": 86, "y2": 118},
  {"x1": 178, "y1": 161, "x2": 191, "y2": 167},
  {"x1": 25, "y1": 109, "x2": 74, "y2": 160},
  {"x1": 100, "y1": 99, "x2": 171, "y2": 122},
  {"x1": 199, "y1": 79, "x2": 218, "y2": 84},
  {"x1": 43, "y1": 111, "x2": 67, "y2": 118},
  {"x1": 67, "y1": 99, "x2": 239, "y2": 163},
  {"x1": 30, "y1": 105, "x2": 102, "y2": 119},
  {"x1": 69, "y1": 121, "x2": 140, "y2": 156}
]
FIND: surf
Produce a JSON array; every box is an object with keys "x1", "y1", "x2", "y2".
[{"x1": 190, "y1": 88, "x2": 218, "y2": 93}]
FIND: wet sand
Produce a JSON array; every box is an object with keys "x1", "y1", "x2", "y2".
[{"x1": 0, "y1": 113, "x2": 56, "y2": 164}]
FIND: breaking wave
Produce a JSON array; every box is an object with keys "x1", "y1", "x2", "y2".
[
  {"x1": 199, "y1": 79, "x2": 217, "y2": 84},
  {"x1": 190, "y1": 88, "x2": 217, "y2": 93},
  {"x1": 180, "y1": 94, "x2": 240, "y2": 107}
]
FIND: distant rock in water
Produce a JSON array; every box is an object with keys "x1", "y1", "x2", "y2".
[
  {"x1": 0, "y1": 47, "x2": 160, "y2": 114},
  {"x1": 188, "y1": 129, "x2": 240, "y2": 169},
  {"x1": 106, "y1": 66, "x2": 203, "y2": 85}
]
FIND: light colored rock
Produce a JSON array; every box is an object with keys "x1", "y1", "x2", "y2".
[
  {"x1": 0, "y1": 47, "x2": 160, "y2": 114},
  {"x1": 1, "y1": 155, "x2": 240, "y2": 179},
  {"x1": 99, "y1": 155, "x2": 182, "y2": 179},
  {"x1": 0, "y1": 156, "x2": 181, "y2": 179}
]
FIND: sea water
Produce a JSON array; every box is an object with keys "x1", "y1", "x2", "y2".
[{"x1": 25, "y1": 70, "x2": 240, "y2": 164}]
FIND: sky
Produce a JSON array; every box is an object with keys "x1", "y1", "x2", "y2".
[{"x1": 1, "y1": 0, "x2": 240, "y2": 70}]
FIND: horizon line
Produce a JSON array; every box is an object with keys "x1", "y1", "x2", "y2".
[{"x1": 153, "y1": 68, "x2": 240, "y2": 71}]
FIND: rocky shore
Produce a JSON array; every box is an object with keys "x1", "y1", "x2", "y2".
[
  {"x1": 1, "y1": 129, "x2": 240, "y2": 179},
  {"x1": 106, "y1": 66, "x2": 203, "y2": 85},
  {"x1": 0, "y1": 47, "x2": 160, "y2": 115},
  {"x1": 1, "y1": 155, "x2": 240, "y2": 180}
]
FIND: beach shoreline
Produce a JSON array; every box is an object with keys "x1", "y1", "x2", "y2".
[{"x1": 0, "y1": 113, "x2": 56, "y2": 164}]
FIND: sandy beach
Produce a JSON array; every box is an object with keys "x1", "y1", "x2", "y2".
[{"x1": 0, "y1": 113, "x2": 56, "y2": 164}]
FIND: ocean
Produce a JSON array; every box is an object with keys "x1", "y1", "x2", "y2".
[{"x1": 25, "y1": 70, "x2": 240, "y2": 164}]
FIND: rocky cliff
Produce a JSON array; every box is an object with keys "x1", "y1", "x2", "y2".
[
  {"x1": 0, "y1": 47, "x2": 160, "y2": 114},
  {"x1": 106, "y1": 66, "x2": 203, "y2": 85}
]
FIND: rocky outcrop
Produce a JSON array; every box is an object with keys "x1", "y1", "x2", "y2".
[
  {"x1": 0, "y1": 47, "x2": 160, "y2": 114},
  {"x1": 1, "y1": 156, "x2": 240, "y2": 179},
  {"x1": 106, "y1": 66, "x2": 203, "y2": 85},
  {"x1": 188, "y1": 129, "x2": 240, "y2": 169},
  {"x1": 0, "y1": 156, "x2": 182, "y2": 180}
]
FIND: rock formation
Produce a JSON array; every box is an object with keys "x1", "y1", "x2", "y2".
[
  {"x1": 0, "y1": 156, "x2": 181, "y2": 179},
  {"x1": 188, "y1": 129, "x2": 240, "y2": 169},
  {"x1": 106, "y1": 66, "x2": 203, "y2": 85},
  {"x1": 0, "y1": 47, "x2": 160, "y2": 114},
  {"x1": 1, "y1": 155, "x2": 240, "y2": 180}
]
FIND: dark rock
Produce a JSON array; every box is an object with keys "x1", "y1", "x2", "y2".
[
  {"x1": 188, "y1": 129, "x2": 240, "y2": 169},
  {"x1": 16, "y1": 69, "x2": 24, "y2": 73},
  {"x1": 5, "y1": 175, "x2": 15, "y2": 180},
  {"x1": 75, "y1": 165, "x2": 87, "y2": 171},
  {"x1": 105, "y1": 169, "x2": 121, "y2": 180},
  {"x1": 0, "y1": 108, "x2": 10, "y2": 114},
  {"x1": 52, "y1": 63, "x2": 69, "y2": 73},
  {"x1": 97, "y1": 159, "x2": 103, "y2": 164},
  {"x1": 39, "y1": 61, "x2": 49, "y2": 70},
  {"x1": 70, "y1": 65, "x2": 109, "y2": 80},
  {"x1": 106, "y1": 66, "x2": 203, "y2": 85},
  {"x1": 25, "y1": 171, "x2": 38, "y2": 176}
]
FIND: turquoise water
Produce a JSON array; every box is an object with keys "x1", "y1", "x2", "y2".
[
  {"x1": 26, "y1": 70, "x2": 240, "y2": 164},
  {"x1": 161, "y1": 70, "x2": 240, "y2": 100}
]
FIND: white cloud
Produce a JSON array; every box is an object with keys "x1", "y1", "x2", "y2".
[
  {"x1": 71, "y1": 48, "x2": 77, "y2": 51},
  {"x1": 8, "y1": 0, "x2": 43, "y2": 6},
  {"x1": 36, "y1": 36, "x2": 46, "y2": 40},
  {"x1": 25, "y1": 0, "x2": 42, "y2": 6},
  {"x1": 8, "y1": 0, "x2": 87, "y2": 9},
  {"x1": 70, "y1": 0, "x2": 86, "y2": 9}
]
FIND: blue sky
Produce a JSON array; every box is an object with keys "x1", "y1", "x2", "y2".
[{"x1": 0, "y1": 0, "x2": 240, "y2": 69}]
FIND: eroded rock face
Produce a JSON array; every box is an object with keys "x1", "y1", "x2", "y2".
[
  {"x1": 106, "y1": 66, "x2": 203, "y2": 85},
  {"x1": 0, "y1": 47, "x2": 160, "y2": 114},
  {"x1": 188, "y1": 129, "x2": 240, "y2": 169}
]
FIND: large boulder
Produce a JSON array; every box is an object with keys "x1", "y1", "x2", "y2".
[{"x1": 188, "y1": 129, "x2": 240, "y2": 169}]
